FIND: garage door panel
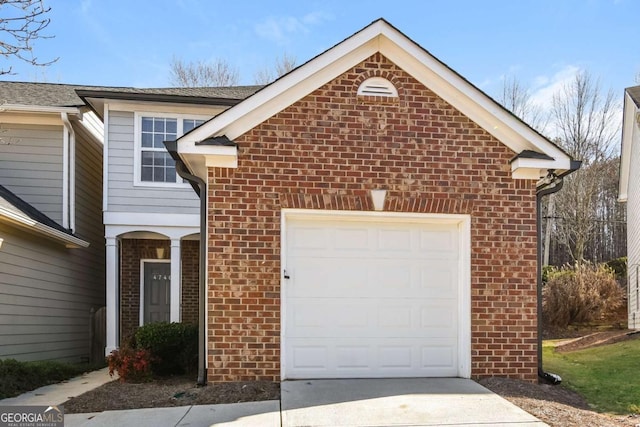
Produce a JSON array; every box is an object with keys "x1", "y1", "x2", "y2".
[
  {"x1": 284, "y1": 216, "x2": 463, "y2": 379},
  {"x1": 289, "y1": 299, "x2": 456, "y2": 338},
  {"x1": 286, "y1": 337, "x2": 458, "y2": 378}
]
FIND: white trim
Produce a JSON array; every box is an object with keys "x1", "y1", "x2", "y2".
[
  {"x1": 101, "y1": 100, "x2": 226, "y2": 116},
  {"x1": 105, "y1": 237, "x2": 118, "y2": 355},
  {"x1": 279, "y1": 208, "x2": 472, "y2": 380},
  {"x1": 0, "y1": 205, "x2": 89, "y2": 248},
  {"x1": 619, "y1": 92, "x2": 638, "y2": 202},
  {"x1": 133, "y1": 111, "x2": 211, "y2": 188},
  {"x1": 139, "y1": 259, "x2": 171, "y2": 326},
  {"x1": 104, "y1": 212, "x2": 200, "y2": 228},
  {"x1": 61, "y1": 116, "x2": 69, "y2": 229},
  {"x1": 103, "y1": 104, "x2": 110, "y2": 211},
  {"x1": 170, "y1": 239, "x2": 181, "y2": 323},
  {"x1": 61, "y1": 112, "x2": 77, "y2": 231},
  {"x1": 178, "y1": 20, "x2": 572, "y2": 177},
  {"x1": 0, "y1": 104, "x2": 80, "y2": 114}
]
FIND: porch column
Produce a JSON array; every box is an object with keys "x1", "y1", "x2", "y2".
[
  {"x1": 105, "y1": 237, "x2": 118, "y2": 355},
  {"x1": 170, "y1": 238, "x2": 181, "y2": 322}
]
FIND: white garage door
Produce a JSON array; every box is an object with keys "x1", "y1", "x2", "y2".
[{"x1": 283, "y1": 213, "x2": 467, "y2": 379}]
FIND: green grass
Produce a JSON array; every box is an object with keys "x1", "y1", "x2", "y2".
[
  {"x1": 543, "y1": 338, "x2": 640, "y2": 414},
  {"x1": 0, "y1": 359, "x2": 105, "y2": 399}
]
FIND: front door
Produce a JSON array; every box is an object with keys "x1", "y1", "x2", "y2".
[{"x1": 143, "y1": 262, "x2": 170, "y2": 324}]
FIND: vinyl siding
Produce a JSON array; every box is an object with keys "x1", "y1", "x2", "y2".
[
  {"x1": 0, "y1": 124, "x2": 64, "y2": 223},
  {"x1": 106, "y1": 111, "x2": 199, "y2": 215},
  {"x1": 0, "y1": 223, "x2": 104, "y2": 362},
  {"x1": 628, "y1": 120, "x2": 640, "y2": 329}
]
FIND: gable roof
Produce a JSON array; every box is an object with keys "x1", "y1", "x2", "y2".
[
  {"x1": 0, "y1": 185, "x2": 88, "y2": 248},
  {"x1": 175, "y1": 18, "x2": 576, "y2": 183},
  {"x1": 619, "y1": 85, "x2": 640, "y2": 202}
]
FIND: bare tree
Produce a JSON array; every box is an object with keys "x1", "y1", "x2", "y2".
[
  {"x1": 169, "y1": 56, "x2": 239, "y2": 87},
  {"x1": 498, "y1": 75, "x2": 548, "y2": 134},
  {"x1": 253, "y1": 52, "x2": 297, "y2": 85},
  {"x1": 0, "y1": 0, "x2": 57, "y2": 75},
  {"x1": 550, "y1": 71, "x2": 621, "y2": 262}
]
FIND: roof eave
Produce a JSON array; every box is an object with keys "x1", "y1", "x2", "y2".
[
  {"x1": 0, "y1": 209, "x2": 89, "y2": 248},
  {"x1": 619, "y1": 90, "x2": 639, "y2": 202}
]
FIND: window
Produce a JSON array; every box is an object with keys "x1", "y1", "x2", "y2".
[{"x1": 136, "y1": 114, "x2": 207, "y2": 186}]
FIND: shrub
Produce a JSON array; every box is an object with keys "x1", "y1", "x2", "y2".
[
  {"x1": 542, "y1": 265, "x2": 557, "y2": 284},
  {"x1": 134, "y1": 322, "x2": 198, "y2": 376},
  {"x1": 606, "y1": 256, "x2": 627, "y2": 287},
  {"x1": 0, "y1": 359, "x2": 100, "y2": 399},
  {"x1": 542, "y1": 262, "x2": 624, "y2": 329},
  {"x1": 106, "y1": 346, "x2": 153, "y2": 383}
]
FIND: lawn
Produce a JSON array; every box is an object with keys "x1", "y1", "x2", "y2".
[{"x1": 543, "y1": 338, "x2": 640, "y2": 414}]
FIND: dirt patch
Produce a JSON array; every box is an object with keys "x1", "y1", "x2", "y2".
[
  {"x1": 479, "y1": 377, "x2": 640, "y2": 427},
  {"x1": 555, "y1": 330, "x2": 640, "y2": 353},
  {"x1": 63, "y1": 376, "x2": 279, "y2": 414}
]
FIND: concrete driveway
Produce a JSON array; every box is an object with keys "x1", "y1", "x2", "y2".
[{"x1": 281, "y1": 378, "x2": 547, "y2": 427}]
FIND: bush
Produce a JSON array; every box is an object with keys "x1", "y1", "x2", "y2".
[
  {"x1": 134, "y1": 322, "x2": 198, "y2": 376},
  {"x1": 106, "y1": 346, "x2": 153, "y2": 383},
  {"x1": 0, "y1": 359, "x2": 100, "y2": 399},
  {"x1": 606, "y1": 256, "x2": 627, "y2": 287},
  {"x1": 542, "y1": 262, "x2": 624, "y2": 329}
]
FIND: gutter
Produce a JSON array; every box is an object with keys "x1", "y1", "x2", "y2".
[
  {"x1": 165, "y1": 140, "x2": 207, "y2": 386},
  {"x1": 536, "y1": 161, "x2": 581, "y2": 384}
]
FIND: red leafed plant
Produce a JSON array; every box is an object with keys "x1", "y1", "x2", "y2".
[{"x1": 107, "y1": 347, "x2": 153, "y2": 383}]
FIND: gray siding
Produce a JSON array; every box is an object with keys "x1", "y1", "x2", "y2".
[
  {"x1": 107, "y1": 111, "x2": 199, "y2": 215},
  {"x1": 0, "y1": 124, "x2": 64, "y2": 223},
  {"x1": 0, "y1": 223, "x2": 104, "y2": 362}
]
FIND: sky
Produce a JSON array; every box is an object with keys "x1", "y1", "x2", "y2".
[{"x1": 2, "y1": 0, "x2": 639, "y2": 111}]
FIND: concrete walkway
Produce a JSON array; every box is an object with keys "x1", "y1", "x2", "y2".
[
  {"x1": 0, "y1": 368, "x2": 114, "y2": 406},
  {"x1": 1, "y1": 373, "x2": 548, "y2": 427}
]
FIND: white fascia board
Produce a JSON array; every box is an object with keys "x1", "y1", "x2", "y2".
[
  {"x1": 0, "y1": 104, "x2": 80, "y2": 115},
  {"x1": 0, "y1": 207, "x2": 88, "y2": 248},
  {"x1": 178, "y1": 142, "x2": 238, "y2": 180},
  {"x1": 377, "y1": 32, "x2": 569, "y2": 163},
  {"x1": 178, "y1": 30, "x2": 381, "y2": 144},
  {"x1": 619, "y1": 92, "x2": 637, "y2": 202},
  {"x1": 510, "y1": 157, "x2": 568, "y2": 180}
]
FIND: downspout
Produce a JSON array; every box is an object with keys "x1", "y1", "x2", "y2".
[
  {"x1": 61, "y1": 112, "x2": 76, "y2": 232},
  {"x1": 165, "y1": 140, "x2": 207, "y2": 386},
  {"x1": 536, "y1": 161, "x2": 580, "y2": 384}
]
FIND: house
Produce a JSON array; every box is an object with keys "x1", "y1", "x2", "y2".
[
  {"x1": 619, "y1": 85, "x2": 640, "y2": 330},
  {"x1": 0, "y1": 82, "x2": 105, "y2": 362},
  {"x1": 168, "y1": 19, "x2": 577, "y2": 383},
  {"x1": 76, "y1": 86, "x2": 261, "y2": 354}
]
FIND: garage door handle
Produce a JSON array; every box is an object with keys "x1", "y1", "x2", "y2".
[{"x1": 284, "y1": 270, "x2": 290, "y2": 279}]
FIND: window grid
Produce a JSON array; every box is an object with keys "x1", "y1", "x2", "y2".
[{"x1": 138, "y1": 117, "x2": 205, "y2": 184}]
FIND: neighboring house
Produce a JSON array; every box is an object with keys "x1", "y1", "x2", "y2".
[
  {"x1": 170, "y1": 19, "x2": 577, "y2": 383},
  {"x1": 0, "y1": 82, "x2": 105, "y2": 362},
  {"x1": 77, "y1": 86, "x2": 260, "y2": 353},
  {"x1": 619, "y1": 85, "x2": 640, "y2": 330}
]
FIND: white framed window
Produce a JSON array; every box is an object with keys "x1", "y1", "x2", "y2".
[{"x1": 134, "y1": 112, "x2": 207, "y2": 187}]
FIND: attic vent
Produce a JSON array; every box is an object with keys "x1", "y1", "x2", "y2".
[{"x1": 357, "y1": 77, "x2": 398, "y2": 97}]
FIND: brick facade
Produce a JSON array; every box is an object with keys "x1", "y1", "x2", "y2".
[
  {"x1": 181, "y1": 240, "x2": 199, "y2": 325},
  {"x1": 119, "y1": 238, "x2": 199, "y2": 342},
  {"x1": 206, "y1": 53, "x2": 538, "y2": 383}
]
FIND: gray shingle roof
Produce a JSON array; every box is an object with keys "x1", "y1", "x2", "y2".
[
  {"x1": 0, "y1": 81, "x2": 261, "y2": 108},
  {"x1": 628, "y1": 86, "x2": 640, "y2": 107}
]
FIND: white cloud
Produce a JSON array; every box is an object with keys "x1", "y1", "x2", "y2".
[
  {"x1": 530, "y1": 65, "x2": 582, "y2": 109},
  {"x1": 254, "y1": 12, "x2": 333, "y2": 44}
]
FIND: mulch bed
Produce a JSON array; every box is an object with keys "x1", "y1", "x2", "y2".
[{"x1": 63, "y1": 376, "x2": 279, "y2": 414}]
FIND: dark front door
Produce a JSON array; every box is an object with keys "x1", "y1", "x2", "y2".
[{"x1": 144, "y1": 262, "x2": 170, "y2": 324}]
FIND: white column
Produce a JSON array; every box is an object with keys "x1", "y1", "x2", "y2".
[
  {"x1": 105, "y1": 237, "x2": 118, "y2": 355},
  {"x1": 170, "y1": 238, "x2": 181, "y2": 323}
]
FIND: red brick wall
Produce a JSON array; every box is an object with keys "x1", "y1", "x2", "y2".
[
  {"x1": 206, "y1": 53, "x2": 538, "y2": 382},
  {"x1": 119, "y1": 239, "x2": 200, "y2": 342},
  {"x1": 181, "y1": 240, "x2": 199, "y2": 325}
]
